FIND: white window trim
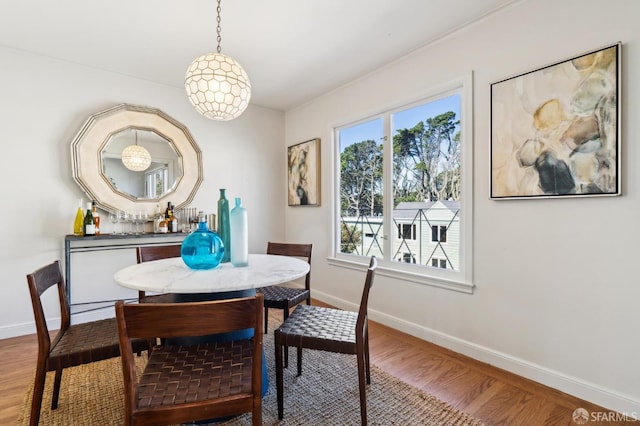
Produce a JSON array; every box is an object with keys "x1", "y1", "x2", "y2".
[{"x1": 330, "y1": 73, "x2": 474, "y2": 294}]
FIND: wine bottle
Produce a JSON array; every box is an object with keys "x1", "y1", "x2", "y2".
[
  {"x1": 170, "y1": 206, "x2": 178, "y2": 233},
  {"x1": 165, "y1": 202, "x2": 177, "y2": 233},
  {"x1": 73, "y1": 198, "x2": 84, "y2": 236},
  {"x1": 91, "y1": 200, "x2": 101, "y2": 235},
  {"x1": 230, "y1": 197, "x2": 248, "y2": 267},
  {"x1": 153, "y1": 204, "x2": 162, "y2": 233},
  {"x1": 83, "y1": 202, "x2": 96, "y2": 236}
]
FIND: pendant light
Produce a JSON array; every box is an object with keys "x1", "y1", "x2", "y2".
[
  {"x1": 184, "y1": 0, "x2": 251, "y2": 121},
  {"x1": 121, "y1": 130, "x2": 151, "y2": 172}
]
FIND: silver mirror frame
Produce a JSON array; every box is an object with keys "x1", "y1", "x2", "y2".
[{"x1": 71, "y1": 104, "x2": 203, "y2": 214}]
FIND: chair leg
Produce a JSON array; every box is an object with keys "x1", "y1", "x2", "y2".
[
  {"x1": 283, "y1": 307, "x2": 290, "y2": 368},
  {"x1": 29, "y1": 365, "x2": 47, "y2": 426},
  {"x1": 51, "y1": 368, "x2": 63, "y2": 409},
  {"x1": 252, "y1": 394, "x2": 262, "y2": 426},
  {"x1": 264, "y1": 306, "x2": 269, "y2": 334},
  {"x1": 364, "y1": 329, "x2": 371, "y2": 384},
  {"x1": 356, "y1": 343, "x2": 368, "y2": 426},
  {"x1": 297, "y1": 347, "x2": 303, "y2": 376},
  {"x1": 275, "y1": 332, "x2": 285, "y2": 420}
]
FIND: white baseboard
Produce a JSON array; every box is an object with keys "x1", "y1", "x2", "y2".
[
  {"x1": 0, "y1": 308, "x2": 114, "y2": 340},
  {"x1": 0, "y1": 321, "x2": 37, "y2": 339},
  {"x1": 314, "y1": 290, "x2": 640, "y2": 416}
]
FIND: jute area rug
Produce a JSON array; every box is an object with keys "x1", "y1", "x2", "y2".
[{"x1": 18, "y1": 331, "x2": 484, "y2": 425}]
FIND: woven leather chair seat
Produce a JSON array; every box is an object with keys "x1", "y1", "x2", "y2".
[
  {"x1": 275, "y1": 304, "x2": 358, "y2": 354},
  {"x1": 48, "y1": 317, "x2": 147, "y2": 371},
  {"x1": 139, "y1": 339, "x2": 254, "y2": 409},
  {"x1": 259, "y1": 285, "x2": 309, "y2": 309}
]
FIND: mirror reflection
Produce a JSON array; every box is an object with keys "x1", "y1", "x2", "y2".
[{"x1": 100, "y1": 128, "x2": 183, "y2": 200}]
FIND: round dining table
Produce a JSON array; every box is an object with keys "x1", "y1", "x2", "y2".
[
  {"x1": 114, "y1": 253, "x2": 310, "y2": 294},
  {"x1": 114, "y1": 253, "x2": 310, "y2": 399}
]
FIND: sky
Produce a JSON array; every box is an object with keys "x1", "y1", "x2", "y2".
[{"x1": 339, "y1": 94, "x2": 461, "y2": 152}]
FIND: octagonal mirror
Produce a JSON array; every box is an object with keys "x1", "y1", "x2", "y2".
[{"x1": 71, "y1": 104, "x2": 203, "y2": 214}]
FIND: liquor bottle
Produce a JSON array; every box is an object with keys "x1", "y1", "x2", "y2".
[
  {"x1": 181, "y1": 211, "x2": 224, "y2": 270},
  {"x1": 230, "y1": 197, "x2": 248, "y2": 267},
  {"x1": 158, "y1": 218, "x2": 169, "y2": 234},
  {"x1": 83, "y1": 202, "x2": 96, "y2": 236},
  {"x1": 171, "y1": 211, "x2": 178, "y2": 233},
  {"x1": 217, "y1": 189, "x2": 231, "y2": 263},
  {"x1": 73, "y1": 198, "x2": 84, "y2": 236},
  {"x1": 91, "y1": 200, "x2": 101, "y2": 235},
  {"x1": 153, "y1": 204, "x2": 162, "y2": 233},
  {"x1": 164, "y1": 202, "x2": 173, "y2": 233}
]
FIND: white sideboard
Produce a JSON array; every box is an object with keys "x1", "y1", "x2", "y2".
[{"x1": 64, "y1": 233, "x2": 187, "y2": 322}]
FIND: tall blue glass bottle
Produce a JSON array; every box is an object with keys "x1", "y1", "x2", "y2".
[
  {"x1": 230, "y1": 197, "x2": 248, "y2": 267},
  {"x1": 180, "y1": 211, "x2": 224, "y2": 270},
  {"x1": 217, "y1": 189, "x2": 231, "y2": 263}
]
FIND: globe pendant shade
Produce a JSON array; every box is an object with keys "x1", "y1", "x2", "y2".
[
  {"x1": 185, "y1": 52, "x2": 251, "y2": 121},
  {"x1": 121, "y1": 145, "x2": 152, "y2": 171}
]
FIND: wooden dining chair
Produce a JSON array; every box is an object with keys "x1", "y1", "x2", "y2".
[
  {"x1": 115, "y1": 294, "x2": 264, "y2": 426},
  {"x1": 258, "y1": 242, "x2": 312, "y2": 333},
  {"x1": 274, "y1": 256, "x2": 377, "y2": 426},
  {"x1": 135, "y1": 244, "x2": 181, "y2": 303},
  {"x1": 26, "y1": 260, "x2": 148, "y2": 426}
]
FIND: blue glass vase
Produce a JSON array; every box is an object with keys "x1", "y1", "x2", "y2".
[
  {"x1": 217, "y1": 189, "x2": 231, "y2": 263},
  {"x1": 181, "y1": 211, "x2": 224, "y2": 270}
]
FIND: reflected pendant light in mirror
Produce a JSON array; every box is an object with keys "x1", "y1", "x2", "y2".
[
  {"x1": 184, "y1": 0, "x2": 251, "y2": 121},
  {"x1": 121, "y1": 130, "x2": 151, "y2": 171}
]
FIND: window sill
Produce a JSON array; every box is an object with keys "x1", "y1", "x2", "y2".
[{"x1": 326, "y1": 256, "x2": 475, "y2": 294}]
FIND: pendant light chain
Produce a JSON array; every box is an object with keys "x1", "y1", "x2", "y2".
[{"x1": 216, "y1": 0, "x2": 222, "y2": 54}]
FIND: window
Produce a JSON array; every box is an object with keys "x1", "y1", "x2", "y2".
[
  {"x1": 430, "y1": 258, "x2": 448, "y2": 269},
  {"x1": 402, "y1": 253, "x2": 416, "y2": 264},
  {"x1": 431, "y1": 225, "x2": 447, "y2": 243},
  {"x1": 145, "y1": 165, "x2": 169, "y2": 198},
  {"x1": 333, "y1": 75, "x2": 473, "y2": 292},
  {"x1": 398, "y1": 224, "x2": 417, "y2": 240}
]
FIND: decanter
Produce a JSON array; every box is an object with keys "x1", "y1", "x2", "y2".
[{"x1": 181, "y1": 211, "x2": 224, "y2": 270}]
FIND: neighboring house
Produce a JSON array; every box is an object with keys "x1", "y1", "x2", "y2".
[
  {"x1": 341, "y1": 215, "x2": 384, "y2": 259},
  {"x1": 393, "y1": 200, "x2": 460, "y2": 270},
  {"x1": 341, "y1": 200, "x2": 460, "y2": 270}
]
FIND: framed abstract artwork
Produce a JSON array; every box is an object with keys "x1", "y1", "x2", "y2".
[
  {"x1": 490, "y1": 43, "x2": 621, "y2": 199},
  {"x1": 288, "y1": 138, "x2": 321, "y2": 206}
]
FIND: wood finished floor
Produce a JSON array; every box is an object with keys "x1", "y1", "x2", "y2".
[{"x1": 0, "y1": 300, "x2": 631, "y2": 425}]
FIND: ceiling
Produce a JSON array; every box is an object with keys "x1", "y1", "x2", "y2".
[{"x1": 0, "y1": 0, "x2": 517, "y2": 112}]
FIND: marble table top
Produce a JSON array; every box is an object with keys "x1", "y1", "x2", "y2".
[{"x1": 114, "y1": 254, "x2": 310, "y2": 294}]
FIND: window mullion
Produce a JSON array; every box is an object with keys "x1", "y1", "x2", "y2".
[{"x1": 382, "y1": 115, "x2": 392, "y2": 262}]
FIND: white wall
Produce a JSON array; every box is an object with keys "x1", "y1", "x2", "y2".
[
  {"x1": 285, "y1": 0, "x2": 640, "y2": 414},
  {"x1": 0, "y1": 47, "x2": 285, "y2": 337}
]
